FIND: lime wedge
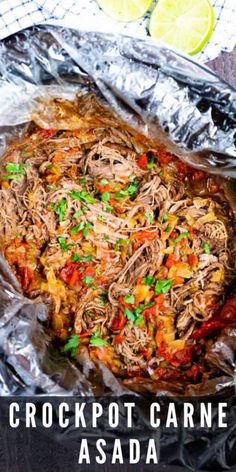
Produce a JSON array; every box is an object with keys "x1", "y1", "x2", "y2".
[
  {"x1": 149, "y1": 0, "x2": 215, "y2": 55},
  {"x1": 96, "y1": 0, "x2": 154, "y2": 22}
]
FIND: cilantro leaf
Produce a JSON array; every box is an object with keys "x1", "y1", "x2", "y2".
[
  {"x1": 203, "y1": 242, "x2": 210, "y2": 254},
  {"x1": 83, "y1": 222, "x2": 93, "y2": 237},
  {"x1": 58, "y1": 236, "x2": 70, "y2": 251},
  {"x1": 69, "y1": 221, "x2": 85, "y2": 235},
  {"x1": 101, "y1": 192, "x2": 110, "y2": 202},
  {"x1": 174, "y1": 232, "x2": 189, "y2": 244},
  {"x1": 124, "y1": 294, "x2": 135, "y2": 304},
  {"x1": 90, "y1": 331, "x2": 107, "y2": 347},
  {"x1": 115, "y1": 182, "x2": 138, "y2": 201},
  {"x1": 145, "y1": 213, "x2": 154, "y2": 224},
  {"x1": 155, "y1": 279, "x2": 173, "y2": 295},
  {"x1": 63, "y1": 334, "x2": 80, "y2": 357},
  {"x1": 5, "y1": 162, "x2": 26, "y2": 175},
  {"x1": 143, "y1": 275, "x2": 155, "y2": 286},
  {"x1": 56, "y1": 198, "x2": 68, "y2": 223},
  {"x1": 69, "y1": 190, "x2": 95, "y2": 204},
  {"x1": 124, "y1": 307, "x2": 135, "y2": 322},
  {"x1": 83, "y1": 275, "x2": 94, "y2": 286}
]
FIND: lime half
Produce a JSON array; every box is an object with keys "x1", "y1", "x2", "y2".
[
  {"x1": 149, "y1": 0, "x2": 215, "y2": 55},
  {"x1": 96, "y1": 0, "x2": 154, "y2": 22}
]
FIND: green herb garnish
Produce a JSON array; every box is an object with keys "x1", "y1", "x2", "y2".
[
  {"x1": 101, "y1": 192, "x2": 110, "y2": 202},
  {"x1": 174, "y1": 232, "x2": 189, "y2": 244},
  {"x1": 203, "y1": 242, "x2": 210, "y2": 254},
  {"x1": 155, "y1": 279, "x2": 173, "y2": 295},
  {"x1": 143, "y1": 275, "x2": 155, "y2": 286},
  {"x1": 135, "y1": 315, "x2": 143, "y2": 326},
  {"x1": 80, "y1": 177, "x2": 87, "y2": 184},
  {"x1": 83, "y1": 222, "x2": 92, "y2": 237},
  {"x1": 124, "y1": 294, "x2": 135, "y2": 304},
  {"x1": 124, "y1": 308, "x2": 136, "y2": 322},
  {"x1": 99, "y1": 178, "x2": 109, "y2": 185},
  {"x1": 90, "y1": 331, "x2": 107, "y2": 347},
  {"x1": 5, "y1": 162, "x2": 26, "y2": 175},
  {"x1": 145, "y1": 213, "x2": 154, "y2": 224},
  {"x1": 147, "y1": 154, "x2": 155, "y2": 169},
  {"x1": 115, "y1": 182, "x2": 138, "y2": 201},
  {"x1": 56, "y1": 198, "x2": 68, "y2": 223},
  {"x1": 83, "y1": 275, "x2": 94, "y2": 286},
  {"x1": 73, "y1": 209, "x2": 84, "y2": 219},
  {"x1": 69, "y1": 190, "x2": 96, "y2": 204},
  {"x1": 58, "y1": 236, "x2": 70, "y2": 251},
  {"x1": 104, "y1": 204, "x2": 113, "y2": 213},
  {"x1": 63, "y1": 334, "x2": 80, "y2": 357},
  {"x1": 69, "y1": 221, "x2": 85, "y2": 235},
  {"x1": 72, "y1": 254, "x2": 93, "y2": 263}
]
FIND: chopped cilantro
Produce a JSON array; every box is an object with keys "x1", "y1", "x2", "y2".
[
  {"x1": 90, "y1": 331, "x2": 107, "y2": 347},
  {"x1": 72, "y1": 254, "x2": 93, "y2": 263},
  {"x1": 73, "y1": 209, "x2": 84, "y2": 219},
  {"x1": 147, "y1": 154, "x2": 155, "y2": 169},
  {"x1": 203, "y1": 242, "x2": 210, "y2": 254},
  {"x1": 124, "y1": 308, "x2": 135, "y2": 322},
  {"x1": 145, "y1": 213, "x2": 154, "y2": 224},
  {"x1": 80, "y1": 177, "x2": 87, "y2": 184},
  {"x1": 174, "y1": 232, "x2": 189, "y2": 244},
  {"x1": 62, "y1": 334, "x2": 80, "y2": 357},
  {"x1": 56, "y1": 198, "x2": 68, "y2": 223},
  {"x1": 101, "y1": 192, "x2": 110, "y2": 202},
  {"x1": 124, "y1": 294, "x2": 135, "y2": 304},
  {"x1": 83, "y1": 222, "x2": 92, "y2": 237},
  {"x1": 99, "y1": 178, "x2": 109, "y2": 185},
  {"x1": 5, "y1": 162, "x2": 26, "y2": 175},
  {"x1": 143, "y1": 275, "x2": 155, "y2": 286},
  {"x1": 83, "y1": 275, "x2": 94, "y2": 286},
  {"x1": 155, "y1": 279, "x2": 173, "y2": 295},
  {"x1": 58, "y1": 236, "x2": 70, "y2": 251},
  {"x1": 70, "y1": 221, "x2": 85, "y2": 235},
  {"x1": 104, "y1": 204, "x2": 113, "y2": 213},
  {"x1": 69, "y1": 190, "x2": 95, "y2": 204},
  {"x1": 115, "y1": 182, "x2": 138, "y2": 201},
  {"x1": 135, "y1": 315, "x2": 143, "y2": 326}
]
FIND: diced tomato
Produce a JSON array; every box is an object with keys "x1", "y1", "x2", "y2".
[
  {"x1": 155, "y1": 294, "x2": 165, "y2": 307},
  {"x1": 165, "y1": 254, "x2": 177, "y2": 269},
  {"x1": 135, "y1": 230, "x2": 157, "y2": 242},
  {"x1": 217, "y1": 296, "x2": 236, "y2": 326},
  {"x1": 137, "y1": 153, "x2": 148, "y2": 170},
  {"x1": 155, "y1": 150, "x2": 175, "y2": 165},
  {"x1": 60, "y1": 263, "x2": 80, "y2": 287},
  {"x1": 39, "y1": 129, "x2": 55, "y2": 139},
  {"x1": 173, "y1": 276, "x2": 184, "y2": 286},
  {"x1": 16, "y1": 266, "x2": 34, "y2": 291},
  {"x1": 186, "y1": 364, "x2": 200, "y2": 382},
  {"x1": 155, "y1": 329, "x2": 163, "y2": 346},
  {"x1": 113, "y1": 334, "x2": 124, "y2": 345},
  {"x1": 191, "y1": 170, "x2": 206, "y2": 182},
  {"x1": 153, "y1": 367, "x2": 180, "y2": 381},
  {"x1": 165, "y1": 346, "x2": 194, "y2": 368},
  {"x1": 111, "y1": 311, "x2": 127, "y2": 331},
  {"x1": 188, "y1": 254, "x2": 198, "y2": 267},
  {"x1": 176, "y1": 160, "x2": 191, "y2": 179}
]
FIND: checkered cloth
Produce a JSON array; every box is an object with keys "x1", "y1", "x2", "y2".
[{"x1": 0, "y1": 0, "x2": 235, "y2": 63}]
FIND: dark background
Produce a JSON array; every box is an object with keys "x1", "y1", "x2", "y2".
[{"x1": 0, "y1": 47, "x2": 236, "y2": 472}]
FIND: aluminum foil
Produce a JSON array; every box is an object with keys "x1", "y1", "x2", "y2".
[{"x1": 0, "y1": 25, "x2": 235, "y2": 396}]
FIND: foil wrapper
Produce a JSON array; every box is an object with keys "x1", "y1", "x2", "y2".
[{"x1": 0, "y1": 25, "x2": 235, "y2": 396}]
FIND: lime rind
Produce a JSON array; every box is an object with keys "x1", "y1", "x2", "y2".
[
  {"x1": 97, "y1": 0, "x2": 154, "y2": 23},
  {"x1": 149, "y1": 0, "x2": 215, "y2": 55}
]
